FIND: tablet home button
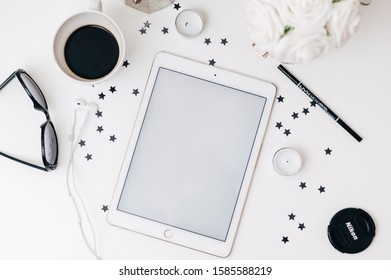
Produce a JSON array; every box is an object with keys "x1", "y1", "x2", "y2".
[{"x1": 164, "y1": 229, "x2": 173, "y2": 238}]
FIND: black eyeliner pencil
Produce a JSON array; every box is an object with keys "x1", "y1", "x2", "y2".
[{"x1": 278, "y1": 64, "x2": 362, "y2": 142}]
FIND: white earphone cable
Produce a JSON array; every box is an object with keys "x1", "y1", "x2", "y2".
[{"x1": 66, "y1": 105, "x2": 101, "y2": 260}]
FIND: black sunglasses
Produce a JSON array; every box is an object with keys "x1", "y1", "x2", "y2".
[{"x1": 0, "y1": 69, "x2": 58, "y2": 171}]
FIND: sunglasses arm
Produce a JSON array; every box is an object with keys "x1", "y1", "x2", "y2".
[
  {"x1": 0, "y1": 151, "x2": 48, "y2": 172},
  {"x1": 0, "y1": 71, "x2": 18, "y2": 92}
]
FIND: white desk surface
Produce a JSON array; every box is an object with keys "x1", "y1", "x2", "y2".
[{"x1": 0, "y1": 0, "x2": 390, "y2": 260}]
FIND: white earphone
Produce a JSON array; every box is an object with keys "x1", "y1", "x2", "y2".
[
  {"x1": 67, "y1": 99, "x2": 101, "y2": 259},
  {"x1": 70, "y1": 99, "x2": 98, "y2": 143},
  {"x1": 75, "y1": 98, "x2": 98, "y2": 115}
]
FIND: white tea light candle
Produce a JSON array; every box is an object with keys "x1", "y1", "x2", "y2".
[
  {"x1": 175, "y1": 10, "x2": 204, "y2": 37},
  {"x1": 273, "y1": 148, "x2": 302, "y2": 176}
]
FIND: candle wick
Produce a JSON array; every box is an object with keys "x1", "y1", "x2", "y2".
[
  {"x1": 185, "y1": 22, "x2": 189, "y2": 27},
  {"x1": 286, "y1": 160, "x2": 289, "y2": 163}
]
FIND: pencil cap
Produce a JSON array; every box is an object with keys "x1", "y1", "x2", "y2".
[{"x1": 327, "y1": 207, "x2": 375, "y2": 254}]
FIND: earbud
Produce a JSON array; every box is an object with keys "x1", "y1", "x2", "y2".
[
  {"x1": 70, "y1": 99, "x2": 99, "y2": 142},
  {"x1": 75, "y1": 99, "x2": 98, "y2": 115},
  {"x1": 87, "y1": 103, "x2": 98, "y2": 115}
]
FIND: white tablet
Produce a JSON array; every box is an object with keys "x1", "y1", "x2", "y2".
[{"x1": 107, "y1": 52, "x2": 276, "y2": 257}]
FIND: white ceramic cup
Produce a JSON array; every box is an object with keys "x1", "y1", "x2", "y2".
[{"x1": 53, "y1": 0, "x2": 125, "y2": 84}]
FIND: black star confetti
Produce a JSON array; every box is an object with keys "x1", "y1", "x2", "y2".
[
  {"x1": 275, "y1": 122, "x2": 283, "y2": 129},
  {"x1": 109, "y1": 135, "x2": 117, "y2": 142},
  {"x1": 209, "y1": 59, "x2": 216, "y2": 66},
  {"x1": 298, "y1": 223, "x2": 306, "y2": 231},
  {"x1": 291, "y1": 112, "x2": 299, "y2": 120},
  {"x1": 101, "y1": 205, "x2": 109, "y2": 212},
  {"x1": 204, "y1": 38, "x2": 211, "y2": 45},
  {"x1": 288, "y1": 213, "x2": 296, "y2": 220},
  {"x1": 174, "y1": 3, "x2": 181, "y2": 10},
  {"x1": 144, "y1": 21, "x2": 151, "y2": 28},
  {"x1": 97, "y1": 126, "x2": 104, "y2": 133},
  {"x1": 302, "y1": 108, "x2": 310, "y2": 115},
  {"x1": 281, "y1": 236, "x2": 289, "y2": 244},
  {"x1": 161, "y1": 27, "x2": 169, "y2": 34},
  {"x1": 318, "y1": 186, "x2": 326, "y2": 193},
  {"x1": 277, "y1": 95, "x2": 285, "y2": 103},
  {"x1": 325, "y1": 148, "x2": 332, "y2": 155},
  {"x1": 310, "y1": 100, "x2": 317, "y2": 107},
  {"x1": 132, "y1": 89, "x2": 140, "y2": 96},
  {"x1": 299, "y1": 182, "x2": 307, "y2": 190},
  {"x1": 95, "y1": 110, "x2": 103, "y2": 118},
  {"x1": 221, "y1": 38, "x2": 228, "y2": 46},
  {"x1": 98, "y1": 92, "x2": 106, "y2": 100},
  {"x1": 139, "y1": 27, "x2": 147, "y2": 35},
  {"x1": 78, "y1": 140, "x2": 86, "y2": 147},
  {"x1": 85, "y1": 153, "x2": 93, "y2": 161},
  {"x1": 122, "y1": 60, "x2": 130, "y2": 68},
  {"x1": 283, "y1": 129, "x2": 291, "y2": 136},
  {"x1": 109, "y1": 86, "x2": 116, "y2": 93}
]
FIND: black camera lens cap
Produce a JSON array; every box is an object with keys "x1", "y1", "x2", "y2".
[{"x1": 327, "y1": 208, "x2": 375, "y2": 254}]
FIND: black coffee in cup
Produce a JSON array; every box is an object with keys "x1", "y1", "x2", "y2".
[{"x1": 64, "y1": 25, "x2": 120, "y2": 80}]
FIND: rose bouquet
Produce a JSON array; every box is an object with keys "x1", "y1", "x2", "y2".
[{"x1": 246, "y1": 0, "x2": 362, "y2": 64}]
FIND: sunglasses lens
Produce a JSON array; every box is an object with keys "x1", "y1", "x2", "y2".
[
  {"x1": 19, "y1": 72, "x2": 47, "y2": 109},
  {"x1": 43, "y1": 122, "x2": 58, "y2": 167}
]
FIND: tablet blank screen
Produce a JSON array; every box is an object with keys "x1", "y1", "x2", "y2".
[{"x1": 117, "y1": 67, "x2": 267, "y2": 241}]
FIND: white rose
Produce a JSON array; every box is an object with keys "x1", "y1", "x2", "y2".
[
  {"x1": 272, "y1": 27, "x2": 332, "y2": 63},
  {"x1": 246, "y1": 0, "x2": 285, "y2": 52},
  {"x1": 327, "y1": 0, "x2": 361, "y2": 48},
  {"x1": 280, "y1": 0, "x2": 332, "y2": 28}
]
